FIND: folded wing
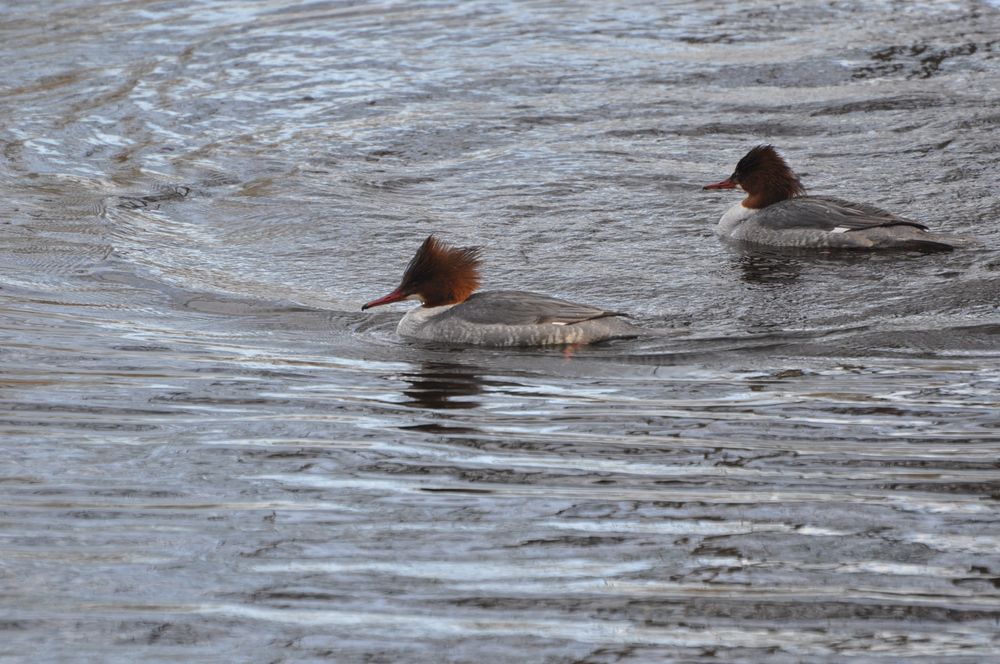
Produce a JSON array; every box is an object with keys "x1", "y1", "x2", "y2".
[
  {"x1": 759, "y1": 196, "x2": 929, "y2": 232},
  {"x1": 444, "y1": 290, "x2": 625, "y2": 326}
]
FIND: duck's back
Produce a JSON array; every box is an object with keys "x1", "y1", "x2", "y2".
[
  {"x1": 726, "y1": 196, "x2": 962, "y2": 251},
  {"x1": 755, "y1": 196, "x2": 925, "y2": 232},
  {"x1": 397, "y1": 290, "x2": 639, "y2": 346}
]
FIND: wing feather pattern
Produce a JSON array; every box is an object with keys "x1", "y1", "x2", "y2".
[
  {"x1": 758, "y1": 196, "x2": 929, "y2": 232},
  {"x1": 442, "y1": 290, "x2": 624, "y2": 326}
]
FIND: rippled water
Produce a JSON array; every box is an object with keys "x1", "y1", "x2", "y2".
[{"x1": 2, "y1": 1, "x2": 1000, "y2": 661}]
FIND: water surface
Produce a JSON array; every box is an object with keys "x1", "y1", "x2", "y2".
[{"x1": 2, "y1": 1, "x2": 1000, "y2": 661}]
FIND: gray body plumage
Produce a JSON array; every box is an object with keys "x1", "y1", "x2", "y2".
[
  {"x1": 396, "y1": 290, "x2": 641, "y2": 347},
  {"x1": 717, "y1": 196, "x2": 967, "y2": 250}
]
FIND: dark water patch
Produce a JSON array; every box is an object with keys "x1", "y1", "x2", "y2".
[
  {"x1": 115, "y1": 185, "x2": 191, "y2": 210},
  {"x1": 854, "y1": 39, "x2": 1000, "y2": 80},
  {"x1": 810, "y1": 94, "x2": 953, "y2": 115},
  {"x1": 674, "y1": 122, "x2": 826, "y2": 137}
]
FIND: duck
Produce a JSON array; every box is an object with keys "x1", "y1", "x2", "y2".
[
  {"x1": 362, "y1": 235, "x2": 642, "y2": 347},
  {"x1": 703, "y1": 145, "x2": 970, "y2": 251}
]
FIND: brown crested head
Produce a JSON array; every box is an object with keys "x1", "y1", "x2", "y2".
[
  {"x1": 362, "y1": 235, "x2": 482, "y2": 310},
  {"x1": 704, "y1": 144, "x2": 805, "y2": 208},
  {"x1": 733, "y1": 145, "x2": 805, "y2": 207}
]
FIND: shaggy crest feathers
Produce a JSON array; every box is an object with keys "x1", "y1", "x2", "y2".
[
  {"x1": 734, "y1": 144, "x2": 805, "y2": 207},
  {"x1": 399, "y1": 235, "x2": 482, "y2": 307}
]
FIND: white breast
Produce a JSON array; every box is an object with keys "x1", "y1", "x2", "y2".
[
  {"x1": 396, "y1": 304, "x2": 455, "y2": 338},
  {"x1": 716, "y1": 203, "x2": 756, "y2": 238}
]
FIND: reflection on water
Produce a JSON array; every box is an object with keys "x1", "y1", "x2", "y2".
[
  {"x1": 401, "y1": 362, "x2": 484, "y2": 410},
  {"x1": 733, "y1": 248, "x2": 805, "y2": 286},
  {"x1": 1, "y1": 0, "x2": 999, "y2": 661}
]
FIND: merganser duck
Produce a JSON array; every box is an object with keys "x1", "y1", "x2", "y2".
[
  {"x1": 703, "y1": 145, "x2": 970, "y2": 251},
  {"x1": 362, "y1": 235, "x2": 641, "y2": 347}
]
